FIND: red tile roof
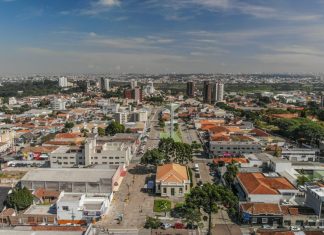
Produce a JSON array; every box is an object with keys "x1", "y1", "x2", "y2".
[
  {"x1": 237, "y1": 173, "x2": 296, "y2": 195},
  {"x1": 241, "y1": 203, "x2": 282, "y2": 215}
]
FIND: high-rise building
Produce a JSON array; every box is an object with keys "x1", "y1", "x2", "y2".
[
  {"x1": 123, "y1": 89, "x2": 133, "y2": 100},
  {"x1": 52, "y1": 98, "x2": 66, "y2": 110},
  {"x1": 132, "y1": 87, "x2": 143, "y2": 103},
  {"x1": 203, "y1": 81, "x2": 212, "y2": 104},
  {"x1": 58, "y1": 77, "x2": 68, "y2": 87},
  {"x1": 186, "y1": 81, "x2": 195, "y2": 97},
  {"x1": 130, "y1": 79, "x2": 137, "y2": 89},
  {"x1": 99, "y1": 78, "x2": 110, "y2": 91},
  {"x1": 124, "y1": 87, "x2": 142, "y2": 103},
  {"x1": 212, "y1": 81, "x2": 224, "y2": 103},
  {"x1": 321, "y1": 95, "x2": 324, "y2": 109},
  {"x1": 217, "y1": 82, "x2": 224, "y2": 102}
]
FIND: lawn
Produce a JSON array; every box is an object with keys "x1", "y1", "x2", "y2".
[
  {"x1": 160, "y1": 131, "x2": 182, "y2": 142},
  {"x1": 153, "y1": 199, "x2": 172, "y2": 213}
]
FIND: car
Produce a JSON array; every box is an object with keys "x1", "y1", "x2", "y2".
[
  {"x1": 186, "y1": 223, "x2": 198, "y2": 229},
  {"x1": 161, "y1": 223, "x2": 172, "y2": 229},
  {"x1": 262, "y1": 225, "x2": 272, "y2": 229},
  {"x1": 290, "y1": 226, "x2": 301, "y2": 231},
  {"x1": 174, "y1": 222, "x2": 185, "y2": 229}
]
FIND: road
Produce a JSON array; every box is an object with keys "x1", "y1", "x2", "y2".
[{"x1": 95, "y1": 106, "x2": 163, "y2": 234}]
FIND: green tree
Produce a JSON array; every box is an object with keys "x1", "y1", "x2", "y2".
[
  {"x1": 105, "y1": 121, "x2": 125, "y2": 136},
  {"x1": 144, "y1": 216, "x2": 161, "y2": 229},
  {"x1": 6, "y1": 187, "x2": 33, "y2": 211},
  {"x1": 185, "y1": 183, "x2": 238, "y2": 234},
  {"x1": 140, "y1": 149, "x2": 165, "y2": 166},
  {"x1": 98, "y1": 127, "x2": 105, "y2": 137},
  {"x1": 318, "y1": 110, "x2": 324, "y2": 121},
  {"x1": 158, "y1": 119, "x2": 165, "y2": 128},
  {"x1": 80, "y1": 128, "x2": 89, "y2": 137},
  {"x1": 223, "y1": 163, "x2": 239, "y2": 186},
  {"x1": 158, "y1": 138, "x2": 193, "y2": 164},
  {"x1": 297, "y1": 175, "x2": 309, "y2": 186},
  {"x1": 185, "y1": 183, "x2": 220, "y2": 235},
  {"x1": 64, "y1": 122, "x2": 74, "y2": 132}
]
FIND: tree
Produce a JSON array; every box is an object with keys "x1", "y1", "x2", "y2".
[
  {"x1": 223, "y1": 163, "x2": 239, "y2": 186},
  {"x1": 297, "y1": 175, "x2": 309, "y2": 186},
  {"x1": 158, "y1": 119, "x2": 165, "y2": 128},
  {"x1": 185, "y1": 183, "x2": 238, "y2": 234},
  {"x1": 63, "y1": 122, "x2": 74, "y2": 133},
  {"x1": 140, "y1": 149, "x2": 165, "y2": 166},
  {"x1": 105, "y1": 121, "x2": 125, "y2": 136},
  {"x1": 80, "y1": 128, "x2": 89, "y2": 137},
  {"x1": 318, "y1": 110, "x2": 324, "y2": 121},
  {"x1": 174, "y1": 123, "x2": 179, "y2": 131},
  {"x1": 185, "y1": 183, "x2": 220, "y2": 235},
  {"x1": 98, "y1": 127, "x2": 105, "y2": 137},
  {"x1": 6, "y1": 187, "x2": 33, "y2": 211},
  {"x1": 144, "y1": 216, "x2": 161, "y2": 229},
  {"x1": 158, "y1": 138, "x2": 193, "y2": 164}
]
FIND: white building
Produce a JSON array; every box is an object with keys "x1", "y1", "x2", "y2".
[
  {"x1": 85, "y1": 138, "x2": 132, "y2": 167},
  {"x1": 134, "y1": 110, "x2": 148, "y2": 122},
  {"x1": 281, "y1": 148, "x2": 317, "y2": 162},
  {"x1": 56, "y1": 191, "x2": 112, "y2": 225},
  {"x1": 49, "y1": 146, "x2": 84, "y2": 168},
  {"x1": 114, "y1": 112, "x2": 128, "y2": 125},
  {"x1": 58, "y1": 77, "x2": 68, "y2": 88},
  {"x1": 236, "y1": 172, "x2": 298, "y2": 203},
  {"x1": 8, "y1": 97, "x2": 17, "y2": 105},
  {"x1": 269, "y1": 157, "x2": 292, "y2": 173},
  {"x1": 102, "y1": 103, "x2": 120, "y2": 114},
  {"x1": 51, "y1": 98, "x2": 66, "y2": 110},
  {"x1": 130, "y1": 79, "x2": 137, "y2": 89},
  {"x1": 305, "y1": 185, "x2": 324, "y2": 222},
  {"x1": 212, "y1": 81, "x2": 224, "y2": 103},
  {"x1": 209, "y1": 141, "x2": 262, "y2": 156}
]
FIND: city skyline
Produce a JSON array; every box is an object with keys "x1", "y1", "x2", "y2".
[{"x1": 1, "y1": 0, "x2": 324, "y2": 74}]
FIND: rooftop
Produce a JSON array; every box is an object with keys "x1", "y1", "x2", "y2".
[
  {"x1": 237, "y1": 172, "x2": 296, "y2": 195},
  {"x1": 21, "y1": 168, "x2": 116, "y2": 183},
  {"x1": 156, "y1": 163, "x2": 189, "y2": 183}
]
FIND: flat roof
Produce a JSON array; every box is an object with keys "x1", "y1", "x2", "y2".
[
  {"x1": 21, "y1": 168, "x2": 116, "y2": 183},
  {"x1": 24, "y1": 205, "x2": 55, "y2": 215}
]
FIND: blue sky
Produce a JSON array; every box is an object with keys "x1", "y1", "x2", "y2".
[{"x1": 1, "y1": 0, "x2": 324, "y2": 74}]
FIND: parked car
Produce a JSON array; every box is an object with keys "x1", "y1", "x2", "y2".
[
  {"x1": 290, "y1": 226, "x2": 301, "y2": 231},
  {"x1": 174, "y1": 222, "x2": 185, "y2": 229},
  {"x1": 161, "y1": 223, "x2": 172, "y2": 230},
  {"x1": 186, "y1": 223, "x2": 198, "y2": 229}
]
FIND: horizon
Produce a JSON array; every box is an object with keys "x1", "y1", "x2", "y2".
[{"x1": 1, "y1": 0, "x2": 324, "y2": 74}]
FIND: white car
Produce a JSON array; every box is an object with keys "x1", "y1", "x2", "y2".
[{"x1": 290, "y1": 226, "x2": 301, "y2": 231}]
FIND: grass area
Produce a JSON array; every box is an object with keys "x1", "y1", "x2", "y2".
[
  {"x1": 153, "y1": 199, "x2": 172, "y2": 213},
  {"x1": 160, "y1": 131, "x2": 182, "y2": 142},
  {"x1": 256, "y1": 121, "x2": 279, "y2": 131}
]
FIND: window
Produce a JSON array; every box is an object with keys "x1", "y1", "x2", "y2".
[
  {"x1": 62, "y1": 206, "x2": 69, "y2": 211},
  {"x1": 163, "y1": 188, "x2": 167, "y2": 194},
  {"x1": 102, "y1": 156, "x2": 107, "y2": 159},
  {"x1": 179, "y1": 188, "x2": 183, "y2": 194},
  {"x1": 262, "y1": 218, "x2": 268, "y2": 224},
  {"x1": 115, "y1": 157, "x2": 120, "y2": 159},
  {"x1": 94, "y1": 157, "x2": 98, "y2": 159},
  {"x1": 102, "y1": 162, "x2": 107, "y2": 164},
  {"x1": 115, "y1": 162, "x2": 119, "y2": 164},
  {"x1": 109, "y1": 162, "x2": 114, "y2": 164},
  {"x1": 171, "y1": 188, "x2": 175, "y2": 196},
  {"x1": 109, "y1": 157, "x2": 113, "y2": 159},
  {"x1": 252, "y1": 218, "x2": 257, "y2": 224},
  {"x1": 158, "y1": 185, "x2": 160, "y2": 190}
]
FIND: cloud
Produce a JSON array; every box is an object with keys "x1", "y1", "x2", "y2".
[
  {"x1": 146, "y1": 0, "x2": 322, "y2": 22},
  {"x1": 79, "y1": 0, "x2": 121, "y2": 15}
]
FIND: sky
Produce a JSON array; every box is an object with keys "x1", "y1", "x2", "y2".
[{"x1": 1, "y1": 0, "x2": 324, "y2": 74}]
